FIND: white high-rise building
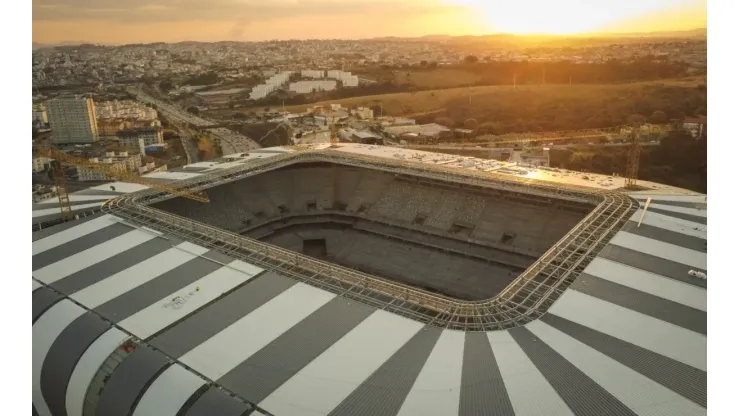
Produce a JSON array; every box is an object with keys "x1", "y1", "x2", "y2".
[
  {"x1": 301, "y1": 70, "x2": 324, "y2": 78},
  {"x1": 47, "y1": 96, "x2": 99, "y2": 144},
  {"x1": 341, "y1": 75, "x2": 359, "y2": 87},
  {"x1": 289, "y1": 80, "x2": 337, "y2": 94}
]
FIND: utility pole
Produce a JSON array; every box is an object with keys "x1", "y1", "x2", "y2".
[{"x1": 513, "y1": 74, "x2": 517, "y2": 90}]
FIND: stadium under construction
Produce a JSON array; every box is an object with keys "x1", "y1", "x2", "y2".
[{"x1": 33, "y1": 144, "x2": 707, "y2": 416}]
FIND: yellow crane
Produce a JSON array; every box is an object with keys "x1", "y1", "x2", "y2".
[{"x1": 36, "y1": 146, "x2": 210, "y2": 220}]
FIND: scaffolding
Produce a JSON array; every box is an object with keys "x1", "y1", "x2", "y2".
[{"x1": 102, "y1": 150, "x2": 637, "y2": 331}]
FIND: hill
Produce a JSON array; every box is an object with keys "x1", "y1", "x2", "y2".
[{"x1": 208, "y1": 77, "x2": 706, "y2": 133}]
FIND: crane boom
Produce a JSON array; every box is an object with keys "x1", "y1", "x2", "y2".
[
  {"x1": 36, "y1": 146, "x2": 210, "y2": 203},
  {"x1": 50, "y1": 160, "x2": 74, "y2": 220}
]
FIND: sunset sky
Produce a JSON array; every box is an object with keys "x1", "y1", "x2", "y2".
[{"x1": 33, "y1": 0, "x2": 707, "y2": 44}]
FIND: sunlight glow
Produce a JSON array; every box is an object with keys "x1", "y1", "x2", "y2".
[{"x1": 443, "y1": 0, "x2": 699, "y2": 34}]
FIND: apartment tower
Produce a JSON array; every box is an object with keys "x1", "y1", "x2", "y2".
[{"x1": 47, "y1": 96, "x2": 99, "y2": 144}]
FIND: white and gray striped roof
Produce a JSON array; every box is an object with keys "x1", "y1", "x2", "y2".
[{"x1": 32, "y1": 190, "x2": 706, "y2": 416}]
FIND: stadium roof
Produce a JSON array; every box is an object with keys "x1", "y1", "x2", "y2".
[
  {"x1": 32, "y1": 145, "x2": 706, "y2": 416},
  {"x1": 32, "y1": 143, "x2": 692, "y2": 227}
]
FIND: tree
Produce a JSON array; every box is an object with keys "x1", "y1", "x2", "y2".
[
  {"x1": 434, "y1": 117, "x2": 455, "y2": 128},
  {"x1": 186, "y1": 106, "x2": 200, "y2": 115},
  {"x1": 420, "y1": 60, "x2": 428, "y2": 68},
  {"x1": 464, "y1": 55, "x2": 479, "y2": 64},
  {"x1": 649, "y1": 111, "x2": 667, "y2": 124},
  {"x1": 463, "y1": 118, "x2": 479, "y2": 131},
  {"x1": 159, "y1": 80, "x2": 174, "y2": 92},
  {"x1": 627, "y1": 114, "x2": 646, "y2": 125},
  {"x1": 370, "y1": 104, "x2": 382, "y2": 117}
]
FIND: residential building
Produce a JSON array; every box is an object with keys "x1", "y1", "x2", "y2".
[
  {"x1": 76, "y1": 151, "x2": 142, "y2": 181},
  {"x1": 98, "y1": 120, "x2": 127, "y2": 138},
  {"x1": 351, "y1": 107, "x2": 374, "y2": 119},
  {"x1": 116, "y1": 127, "x2": 164, "y2": 148},
  {"x1": 46, "y1": 96, "x2": 99, "y2": 144},
  {"x1": 289, "y1": 80, "x2": 337, "y2": 94},
  {"x1": 96, "y1": 100, "x2": 157, "y2": 121},
  {"x1": 683, "y1": 116, "x2": 707, "y2": 139},
  {"x1": 32, "y1": 185, "x2": 58, "y2": 203},
  {"x1": 32, "y1": 104, "x2": 48, "y2": 130},
  {"x1": 249, "y1": 71, "x2": 292, "y2": 100},
  {"x1": 250, "y1": 84, "x2": 275, "y2": 100},
  {"x1": 301, "y1": 69, "x2": 324, "y2": 78},
  {"x1": 341, "y1": 75, "x2": 359, "y2": 87},
  {"x1": 33, "y1": 156, "x2": 51, "y2": 173}
]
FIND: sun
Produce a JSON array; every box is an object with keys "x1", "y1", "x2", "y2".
[{"x1": 441, "y1": 0, "x2": 688, "y2": 35}]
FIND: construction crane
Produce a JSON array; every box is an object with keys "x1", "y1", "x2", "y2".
[
  {"x1": 36, "y1": 146, "x2": 210, "y2": 220},
  {"x1": 330, "y1": 119, "x2": 340, "y2": 148},
  {"x1": 49, "y1": 159, "x2": 74, "y2": 221},
  {"x1": 624, "y1": 124, "x2": 643, "y2": 189}
]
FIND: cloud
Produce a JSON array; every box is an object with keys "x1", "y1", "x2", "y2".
[{"x1": 32, "y1": 0, "x2": 456, "y2": 23}]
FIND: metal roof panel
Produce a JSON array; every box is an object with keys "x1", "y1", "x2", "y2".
[
  {"x1": 34, "y1": 228, "x2": 160, "y2": 285},
  {"x1": 33, "y1": 300, "x2": 86, "y2": 416},
  {"x1": 65, "y1": 329, "x2": 129, "y2": 416},
  {"x1": 31, "y1": 212, "x2": 112, "y2": 241},
  {"x1": 132, "y1": 364, "x2": 205, "y2": 416},
  {"x1": 488, "y1": 330, "x2": 574, "y2": 416},
  {"x1": 259, "y1": 310, "x2": 423, "y2": 416},
  {"x1": 583, "y1": 258, "x2": 706, "y2": 311},
  {"x1": 149, "y1": 272, "x2": 297, "y2": 357},
  {"x1": 529, "y1": 320, "x2": 706, "y2": 416},
  {"x1": 396, "y1": 329, "x2": 465, "y2": 416},
  {"x1": 549, "y1": 290, "x2": 706, "y2": 371},
  {"x1": 180, "y1": 282, "x2": 335, "y2": 380},
  {"x1": 118, "y1": 260, "x2": 261, "y2": 339},
  {"x1": 610, "y1": 232, "x2": 706, "y2": 270},
  {"x1": 70, "y1": 242, "x2": 210, "y2": 309}
]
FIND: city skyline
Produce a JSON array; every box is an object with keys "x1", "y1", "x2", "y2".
[{"x1": 33, "y1": 0, "x2": 707, "y2": 45}]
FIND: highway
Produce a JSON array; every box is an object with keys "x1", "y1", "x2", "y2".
[
  {"x1": 130, "y1": 86, "x2": 261, "y2": 156},
  {"x1": 174, "y1": 124, "x2": 199, "y2": 164}
]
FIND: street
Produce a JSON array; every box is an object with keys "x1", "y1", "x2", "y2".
[{"x1": 130, "y1": 86, "x2": 261, "y2": 156}]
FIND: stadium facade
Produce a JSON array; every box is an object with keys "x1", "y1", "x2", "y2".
[{"x1": 33, "y1": 144, "x2": 707, "y2": 416}]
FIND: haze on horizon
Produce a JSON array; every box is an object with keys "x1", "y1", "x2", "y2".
[{"x1": 33, "y1": 0, "x2": 707, "y2": 45}]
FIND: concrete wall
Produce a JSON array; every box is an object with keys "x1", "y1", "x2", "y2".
[
  {"x1": 260, "y1": 223, "x2": 520, "y2": 300},
  {"x1": 154, "y1": 163, "x2": 590, "y2": 290}
]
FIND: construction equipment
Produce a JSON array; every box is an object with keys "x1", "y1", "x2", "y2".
[
  {"x1": 49, "y1": 160, "x2": 74, "y2": 220},
  {"x1": 624, "y1": 124, "x2": 642, "y2": 188},
  {"x1": 35, "y1": 145, "x2": 210, "y2": 219},
  {"x1": 330, "y1": 120, "x2": 339, "y2": 148}
]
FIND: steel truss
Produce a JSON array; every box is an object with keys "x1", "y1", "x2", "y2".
[{"x1": 103, "y1": 150, "x2": 637, "y2": 331}]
